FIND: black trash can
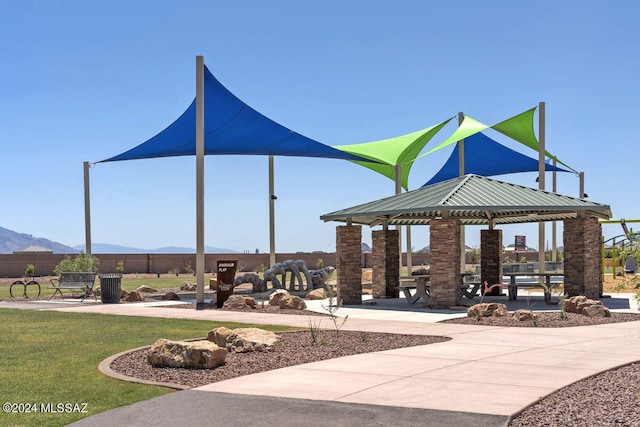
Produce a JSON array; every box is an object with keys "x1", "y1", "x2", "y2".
[{"x1": 99, "y1": 273, "x2": 122, "y2": 304}]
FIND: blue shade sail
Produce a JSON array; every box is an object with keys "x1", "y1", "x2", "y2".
[
  {"x1": 423, "y1": 132, "x2": 569, "y2": 186},
  {"x1": 100, "y1": 66, "x2": 374, "y2": 163}
]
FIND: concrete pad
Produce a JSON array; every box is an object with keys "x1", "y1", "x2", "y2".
[
  {"x1": 335, "y1": 376, "x2": 554, "y2": 416},
  {"x1": 196, "y1": 367, "x2": 402, "y2": 401},
  {"x1": 548, "y1": 335, "x2": 640, "y2": 356},
  {"x1": 299, "y1": 352, "x2": 464, "y2": 376},
  {"x1": 495, "y1": 347, "x2": 639, "y2": 370},
  {"x1": 382, "y1": 341, "x2": 530, "y2": 360},
  {"x1": 415, "y1": 359, "x2": 595, "y2": 388}
]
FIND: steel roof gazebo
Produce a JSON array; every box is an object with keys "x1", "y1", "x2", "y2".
[{"x1": 321, "y1": 174, "x2": 612, "y2": 308}]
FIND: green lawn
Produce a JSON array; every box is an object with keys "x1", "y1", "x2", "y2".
[
  {"x1": 0, "y1": 308, "x2": 293, "y2": 426},
  {"x1": 0, "y1": 275, "x2": 196, "y2": 299}
]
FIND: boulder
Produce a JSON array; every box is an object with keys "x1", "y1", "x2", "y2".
[
  {"x1": 124, "y1": 290, "x2": 143, "y2": 302},
  {"x1": 207, "y1": 327, "x2": 280, "y2": 353},
  {"x1": 563, "y1": 296, "x2": 605, "y2": 315},
  {"x1": 467, "y1": 302, "x2": 508, "y2": 318},
  {"x1": 278, "y1": 295, "x2": 307, "y2": 310},
  {"x1": 513, "y1": 309, "x2": 537, "y2": 322},
  {"x1": 180, "y1": 281, "x2": 197, "y2": 291},
  {"x1": 307, "y1": 288, "x2": 327, "y2": 300},
  {"x1": 268, "y1": 289, "x2": 290, "y2": 306},
  {"x1": 583, "y1": 304, "x2": 611, "y2": 317},
  {"x1": 161, "y1": 291, "x2": 181, "y2": 301},
  {"x1": 243, "y1": 296, "x2": 257, "y2": 308},
  {"x1": 222, "y1": 294, "x2": 255, "y2": 310},
  {"x1": 147, "y1": 339, "x2": 227, "y2": 369},
  {"x1": 93, "y1": 285, "x2": 101, "y2": 296},
  {"x1": 136, "y1": 285, "x2": 157, "y2": 293}
]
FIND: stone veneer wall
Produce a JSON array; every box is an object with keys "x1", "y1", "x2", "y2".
[
  {"x1": 371, "y1": 229, "x2": 400, "y2": 298},
  {"x1": 429, "y1": 218, "x2": 461, "y2": 308},
  {"x1": 336, "y1": 225, "x2": 362, "y2": 305},
  {"x1": 480, "y1": 229, "x2": 503, "y2": 295},
  {"x1": 563, "y1": 217, "x2": 602, "y2": 299}
]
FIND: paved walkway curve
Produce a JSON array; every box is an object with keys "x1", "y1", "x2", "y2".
[{"x1": 11, "y1": 296, "x2": 640, "y2": 427}]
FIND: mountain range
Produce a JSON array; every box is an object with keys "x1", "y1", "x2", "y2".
[
  {"x1": 0, "y1": 226, "x2": 78, "y2": 254},
  {"x1": 73, "y1": 243, "x2": 238, "y2": 254},
  {"x1": 0, "y1": 226, "x2": 237, "y2": 254}
]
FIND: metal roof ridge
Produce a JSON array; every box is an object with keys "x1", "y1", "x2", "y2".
[{"x1": 438, "y1": 174, "x2": 475, "y2": 206}]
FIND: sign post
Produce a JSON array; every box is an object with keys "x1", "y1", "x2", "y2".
[{"x1": 216, "y1": 260, "x2": 237, "y2": 308}]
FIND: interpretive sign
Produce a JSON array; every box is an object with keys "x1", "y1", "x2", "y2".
[
  {"x1": 216, "y1": 260, "x2": 237, "y2": 308},
  {"x1": 514, "y1": 235, "x2": 526, "y2": 251}
]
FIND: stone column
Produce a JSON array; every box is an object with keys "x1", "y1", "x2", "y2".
[
  {"x1": 480, "y1": 229, "x2": 503, "y2": 296},
  {"x1": 336, "y1": 225, "x2": 362, "y2": 305},
  {"x1": 564, "y1": 217, "x2": 602, "y2": 299},
  {"x1": 372, "y1": 229, "x2": 400, "y2": 298},
  {"x1": 429, "y1": 218, "x2": 461, "y2": 308}
]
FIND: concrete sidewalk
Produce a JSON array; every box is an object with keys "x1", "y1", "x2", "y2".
[{"x1": 5, "y1": 294, "x2": 640, "y2": 426}]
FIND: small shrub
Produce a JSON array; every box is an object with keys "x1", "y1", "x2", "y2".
[
  {"x1": 316, "y1": 258, "x2": 324, "y2": 269},
  {"x1": 53, "y1": 252, "x2": 99, "y2": 276},
  {"x1": 115, "y1": 261, "x2": 125, "y2": 274},
  {"x1": 24, "y1": 264, "x2": 35, "y2": 278}
]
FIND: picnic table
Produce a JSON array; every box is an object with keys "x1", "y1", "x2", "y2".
[
  {"x1": 399, "y1": 274, "x2": 482, "y2": 304},
  {"x1": 502, "y1": 273, "x2": 564, "y2": 303},
  {"x1": 399, "y1": 275, "x2": 430, "y2": 304}
]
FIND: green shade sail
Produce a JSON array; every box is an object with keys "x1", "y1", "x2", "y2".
[
  {"x1": 335, "y1": 105, "x2": 577, "y2": 190},
  {"x1": 418, "y1": 116, "x2": 490, "y2": 159},
  {"x1": 334, "y1": 118, "x2": 452, "y2": 190}
]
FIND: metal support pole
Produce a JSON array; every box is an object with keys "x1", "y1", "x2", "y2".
[
  {"x1": 552, "y1": 158, "x2": 557, "y2": 262},
  {"x1": 269, "y1": 155, "x2": 276, "y2": 267},
  {"x1": 538, "y1": 102, "x2": 546, "y2": 275},
  {"x1": 83, "y1": 161, "x2": 92, "y2": 257},
  {"x1": 195, "y1": 55, "x2": 205, "y2": 309},
  {"x1": 395, "y1": 164, "x2": 403, "y2": 274},
  {"x1": 458, "y1": 112, "x2": 466, "y2": 273}
]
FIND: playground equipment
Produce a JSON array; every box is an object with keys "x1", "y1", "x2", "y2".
[{"x1": 600, "y1": 218, "x2": 640, "y2": 280}]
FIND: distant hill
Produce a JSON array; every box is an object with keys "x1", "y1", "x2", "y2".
[
  {"x1": 0, "y1": 226, "x2": 78, "y2": 254},
  {"x1": 73, "y1": 243, "x2": 238, "y2": 254}
]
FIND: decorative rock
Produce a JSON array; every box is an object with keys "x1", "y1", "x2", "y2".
[
  {"x1": 93, "y1": 285, "x2": 101, "y2": 296},
  {"x1": 161, "y1": 291, "x2": 181, "y2": 301},
  {"x1": 513, "y1": 309, "x2": 537, "y2": 322},
  {"x1": 243, "y1": 296, "x2": 257, "y2": 308},
  {"x1": 583, "y1": 304, "x2": 611, "y2": 317},
  {"x1": 467, "y1": 302, "x2": 508, "y2": 318},
  {"x1": 124, "y1": 291, "x2": 143, "y2": 302},
  {"x1": 563, "y1": 296, "x2": 605, "y2": 314},
  {"x1": 411, "y1": 268, "x2": 429, "y2": 276},
  {"x1": 180, "y1": 281, "x2": 197, "y2": 291},
  {"x1": 136, "y1": 285, "x2": 157, "y2": 293},
  {"x1": 207, "y1": 327, "x2": 280, "y2": 353},
  {"x1": 222, "y1": 294, "x2": 254, "y2": 310},
  {"x1": 268, "y1": 289, "x2": 290, "y2": 306},
  {"x1": 307, "y1": 288, "x2": 327, "y2": 300},
  {"x1": 278, "y1": 295, "x2": 307, "y2": 310},
  {"x1": 147, "y1": 339, "x2": 227, "y2": 369}
]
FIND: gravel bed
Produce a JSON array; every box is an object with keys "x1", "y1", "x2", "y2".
[
  {"x1": 109, "y1": 330, "x2": 450, "y2": 388},
  {"x1": 510, "y1": 361, "x2": 640, "y2": 426},
  {"x1": 442, "y1": 311, "x2": 640, "y2": 327}
]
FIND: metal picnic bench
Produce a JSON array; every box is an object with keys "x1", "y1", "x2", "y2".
[
  {"x1": 398, "y1": 274, "x2": 482, "y2": 304},
  {"x1": 48, "y1": 272, "x2": 97, "y2": 301},
  {"x1": 502, "y1": 273, "x2": 564, "y2": 303}
]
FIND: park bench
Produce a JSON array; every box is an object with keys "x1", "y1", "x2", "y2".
[
  {"x1": 48, "y1": 272, "x2": 97, "y2": 301},
  {"x1": 502, "y1": 274, "x2": 563, "y2": 303}
]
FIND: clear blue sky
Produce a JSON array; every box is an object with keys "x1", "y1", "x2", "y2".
[{"x1": 1, "y1": 1, "x2": 638, "y2": 253}]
